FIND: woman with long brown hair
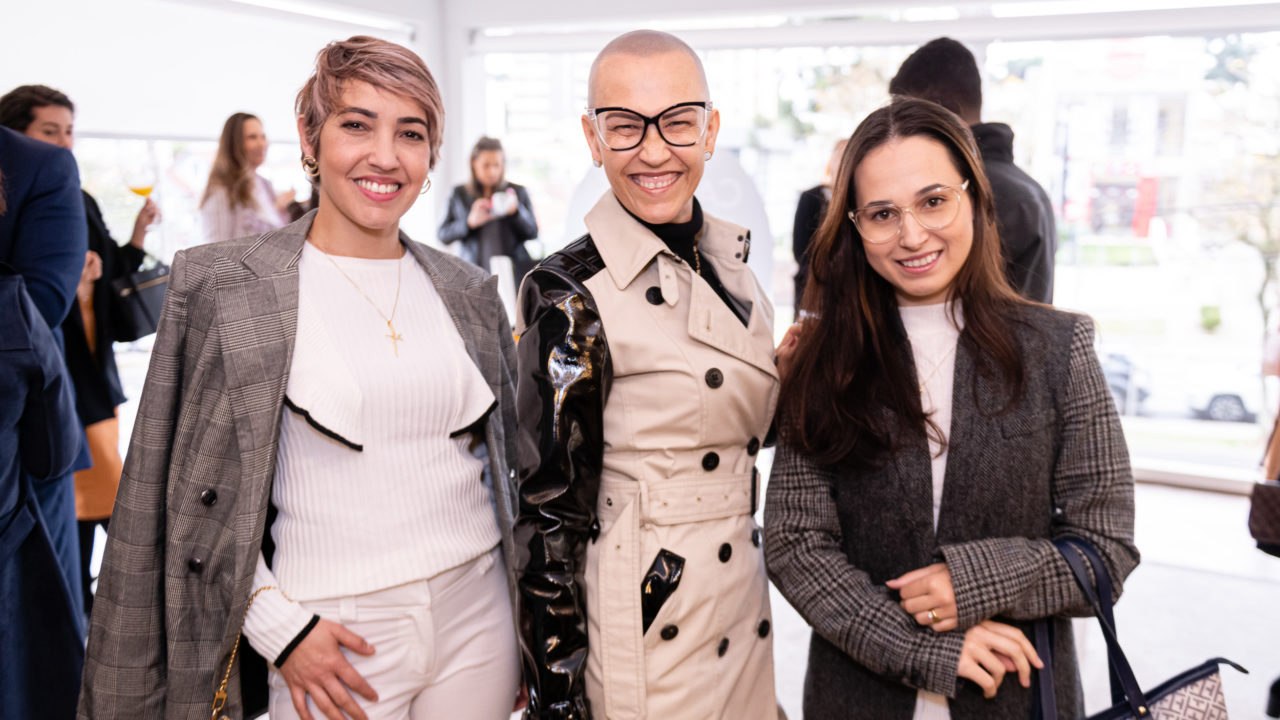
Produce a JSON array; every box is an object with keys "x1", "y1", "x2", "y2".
[
  {"x1": 438, "y1": 135, "x2": 538, "y2": 287},
  {"x1": 765, "y1": 97, "x2": 1139, "y2": 720},
  {"x1": 199, "y1": 111, "x2": 293, "y2": 242}
]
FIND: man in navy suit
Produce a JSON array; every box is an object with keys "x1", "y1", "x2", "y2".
[
  {"x1": 0, "y1": 124, "x2": 89, "y2": 626},
  {"x1": 0, "y1": 265, "x2": 84, "y2": 720}
]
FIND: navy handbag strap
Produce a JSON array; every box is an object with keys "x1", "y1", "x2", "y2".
[{"x1": 1033, "y1": 537, "x2": 1149, "y2": 719}]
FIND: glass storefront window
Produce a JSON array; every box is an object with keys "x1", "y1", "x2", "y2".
[{"x1": 481, "y1": 30, "x2": 1280, "y2": 478}]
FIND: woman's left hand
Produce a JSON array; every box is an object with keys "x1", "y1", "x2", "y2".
[
  {"x1": 887, "y1": 562, "x2": 958, "y2": 632},
  {"x1": 502, "y1": 188, "x2": 519, "y2": 215}
]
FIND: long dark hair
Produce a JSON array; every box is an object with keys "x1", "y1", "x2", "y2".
[
  {"x1": 201, "y1": 112, "x2": 259, "y2": 210},
  {"x1": 780, "y1": 97, "x2": 1027, "y2": 470},
  {"x1": 467, "y1": 136, "x2": 506, "y2": 198}
]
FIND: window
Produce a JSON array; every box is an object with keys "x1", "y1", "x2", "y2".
[{"x1": 480, "y1": 31, "x2": 1280, "y2": 480}]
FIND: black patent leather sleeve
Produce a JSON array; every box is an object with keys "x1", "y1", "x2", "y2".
[{"x1": 515, "y1": 263, "x2": 611, "y2": 720}]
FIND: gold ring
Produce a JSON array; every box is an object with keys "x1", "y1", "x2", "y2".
[{"x1": 927, "y1": 609, "x2": 940, "y2": 624}]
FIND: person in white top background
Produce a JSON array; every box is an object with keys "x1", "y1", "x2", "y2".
[
  {"x1": 198, "y1": 111, "x2": 294, "y2": 243},
  {"x1": 80, "y1": 36, "x2": 522, "y2": 720}
]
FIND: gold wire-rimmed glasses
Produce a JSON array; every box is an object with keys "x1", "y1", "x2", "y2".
[{"x1": 848, "y1": 179, "x2": 970, "y2": 244}]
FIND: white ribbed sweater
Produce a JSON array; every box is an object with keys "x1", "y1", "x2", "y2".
[
  {"x1": 900, "y1": 300, "x2": 963, "y2": 720},
  {"x1": 243, "y1": 242, "x2": 500, "y2": 663}
]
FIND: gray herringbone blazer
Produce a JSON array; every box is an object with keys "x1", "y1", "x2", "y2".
[
  {"x1": 765, "y1": 304, "x2": 1140, "y2": 720},
  {"x1": 77, "y1": 212, "x2": 520, "y2": 719}
]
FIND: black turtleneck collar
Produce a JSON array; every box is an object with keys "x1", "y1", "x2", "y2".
[{"x1": 624, "y1": 198, "x2": 704, "y2": 269}]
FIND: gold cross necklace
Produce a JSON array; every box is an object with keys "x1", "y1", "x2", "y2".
[{"x1": 317, "y1": 246, "x2": 405, "y2": 357}]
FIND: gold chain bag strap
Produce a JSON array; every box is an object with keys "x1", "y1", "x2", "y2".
[{"x1": 210, "y1": 585, "x2": 291, "y2": 720}]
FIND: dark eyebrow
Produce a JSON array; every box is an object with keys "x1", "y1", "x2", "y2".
[
  {"x1": 336, "y1": 106, "x2": 427, "y2": 127},
  {"x1": 860, "y1": 183, "x2": 956, "y2": 208},
  {"x1": 915, "y1": 183, "x2": 949, "y2": 196}
]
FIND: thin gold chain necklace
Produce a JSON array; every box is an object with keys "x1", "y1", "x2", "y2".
[
  {"x1": 692, "y1": 239, "x2": 703, "y2": 276},
  {"x1": 916, "y1": 343, "x2": 957, "y2": 394},
  {"x1": 317, "y1": 246, "x2": 405, "y2": 357}
]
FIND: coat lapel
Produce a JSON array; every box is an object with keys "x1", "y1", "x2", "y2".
[
  {"x1": 218, "y1": 219, "x2": 307, "y2": 463},
  {"x1": 687, "y1": 216, "x2": 777, "y2": 379}
]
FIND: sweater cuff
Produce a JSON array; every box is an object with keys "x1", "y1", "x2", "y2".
[
  {"x1": 275, "y1": 615, "x2": 321, "y2": 668},
  {"x1": 242, "y1": 586, "x2": 317, "y2": 667}
]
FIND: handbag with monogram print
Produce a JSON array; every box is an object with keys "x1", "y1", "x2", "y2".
[{"x1": 1033, "y1": 537, "x2": 1245, "y2": 720}]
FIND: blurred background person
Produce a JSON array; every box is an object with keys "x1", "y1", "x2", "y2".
[
  {"x1": 0, "y1": 261, "x2": 85, "y2": 720},
  {"x1": 792, "y1": 138, "x2": 846, "y2": 318},
  {"x1": 438, "y1": 136, "x2": 538, "y2": 288},
  {"x1": 889, "y1": 37, "x2": 1057, "y2": 304},
  {"x1": 199, "y1": 111, "x2": 293, "y2": 242},
  {"x1": 0, "y1": 120, "x2": 88, "y2": 627},
  {"x1": 0, "y1": 84, "x2": 160, "y2": 618}
]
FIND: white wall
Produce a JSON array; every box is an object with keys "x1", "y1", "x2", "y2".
[{"x1": 0, "y1": 0, "x2": 450, "y2": 241}]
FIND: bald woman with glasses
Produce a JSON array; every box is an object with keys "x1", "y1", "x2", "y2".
[{"x1": 514, "y1": 30, "x2": 781, "y2": 720}]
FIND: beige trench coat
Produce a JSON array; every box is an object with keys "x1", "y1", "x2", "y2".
[{"x1": 569, "y1": 193, "x2": 781, "y2": 719}]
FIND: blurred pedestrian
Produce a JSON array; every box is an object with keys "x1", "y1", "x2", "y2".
[
  {"x1": 438, "y1": 136, "x2": 538, "y2": 287},
  {"x1": 792, "y1": 139, "x2": 846, "y2": 318},
  {"x1": 199, "y1": 111, "x2": 292, "y2": 242}
]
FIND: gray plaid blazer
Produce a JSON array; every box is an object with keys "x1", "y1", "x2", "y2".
[
  {"x1": 764, "y1": 304, "x2": 1139, "y2": 720},
  {"x1": 77, "y1": 212, "x2": 520, "y2": 719}
]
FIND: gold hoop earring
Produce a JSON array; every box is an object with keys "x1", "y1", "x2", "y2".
[
  {"x1": 420, "y1": 177, "x2": 432, "y2": 196},
  {"x1": 302, "y1": 155, "x2": 320, "y2": 180}
]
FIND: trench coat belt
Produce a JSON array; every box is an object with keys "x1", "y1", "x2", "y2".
[{"x1": 593, "y1": 470, "x2": 755, "y2": 719}]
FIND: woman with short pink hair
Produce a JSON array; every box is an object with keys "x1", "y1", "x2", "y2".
[{"x1": 80, "y1": 36, "x2": 521, "y2": 720}]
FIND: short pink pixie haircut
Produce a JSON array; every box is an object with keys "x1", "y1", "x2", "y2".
[{"x1": 295, "y1": 35, "x2": 445, "y2": 174}]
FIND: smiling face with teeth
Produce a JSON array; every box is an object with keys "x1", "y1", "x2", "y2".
[
  {"x1": 301, "y1": 80, "x2": 431, "y2": 255},
  {"x1": 583, "y1": 48, "x2": 719, "y2": 225},
  {"x1": 853, "y1": 134, "x2": 974, "y2": 307}
]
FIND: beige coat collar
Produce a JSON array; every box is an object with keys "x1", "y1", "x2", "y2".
[
  {"x1": 584, "y1": 191, "x2": 776, "y2": 378},
  {"x1": 584, "y1": 191, "x2": 751, "y2": 291}
]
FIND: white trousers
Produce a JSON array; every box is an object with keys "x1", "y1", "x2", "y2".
[{"x1": 267, "y1": 547, "x2": 520, "y2": 720}]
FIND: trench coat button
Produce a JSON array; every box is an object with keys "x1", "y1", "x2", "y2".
[
  {"x1": 645, "y1": 286, "x2": 664, "y2": 305},
  {"x1": 746, "y1": 437, "x2": 760, "y2": 455},
  {"x1": 705, "y1": 368, "x2": 724, "y2": 388},
  {"x1": 752, "y1": 529, "x2": 761, "y2": 547},
  {"x1": 188, "y1": 557, "x2": 204, "y2": 574},
  {"x1": 719, "y1": 543, "x2": 732, "y2": 562},
  {"x1": 717, "y1": 637, "x2": 730, "y2": 657},
  {"x1": 701, "y1": 452, "x2": 719, "y2": 471},
  {"x1": 661, "y1": 625, "x2": 679, "y2": 640},
  {"x1": 758, "y1": 619, "x2": 771, "y2": 638},
  {"x1": 200, "y1": 489, "x2": 218, "y2": 506}
]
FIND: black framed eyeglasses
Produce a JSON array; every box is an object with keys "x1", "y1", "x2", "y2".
[{"x1": 587, "y1": 101, "x2": 713, "y2": 151}]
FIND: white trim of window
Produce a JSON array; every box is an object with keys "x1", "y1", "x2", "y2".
[{"x1": 1134, "y1": 457, "x2": 1262, "y2": 496}]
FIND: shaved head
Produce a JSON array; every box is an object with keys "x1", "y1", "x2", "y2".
[{"x1": 588, "y1": 30, "x2": 709, "y2": 107}]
